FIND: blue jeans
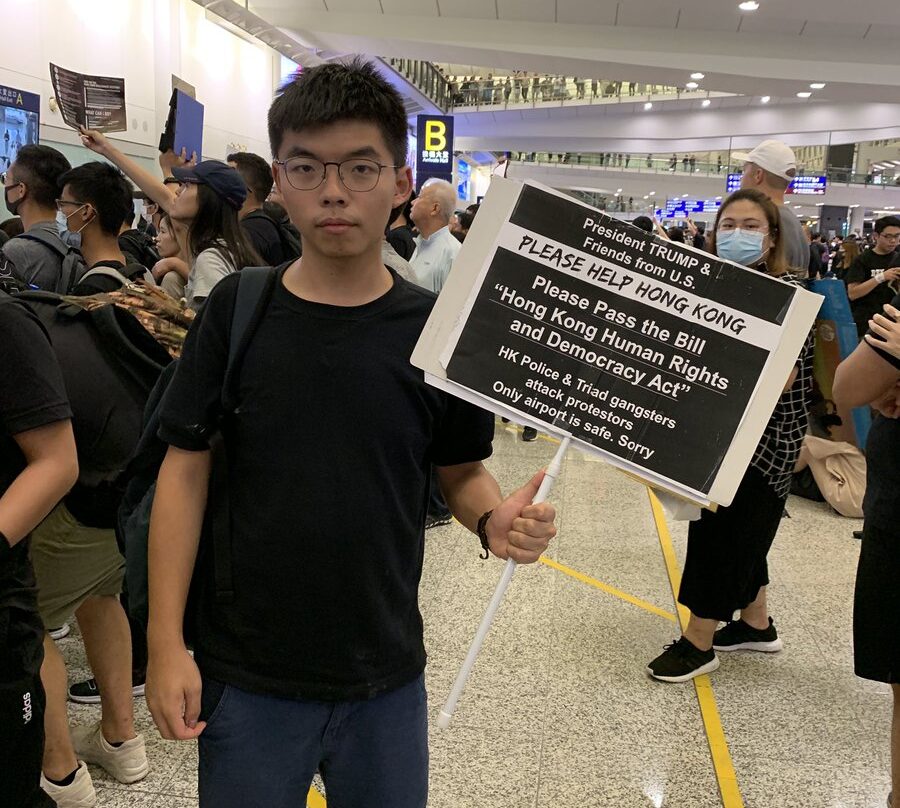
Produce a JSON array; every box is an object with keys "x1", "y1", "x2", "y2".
[{"x1": 198, "y1": 673, "x2": 428, "y2": 808}]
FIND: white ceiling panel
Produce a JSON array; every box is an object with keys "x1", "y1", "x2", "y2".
[
  {"x1": 737, "y1": 14, "x2": 805, "y2": 34},
  {"x1": 616, "y1": 0, "x2": 679, "y2": 29},
  {"x1": 675, "y1": 7, "x2": 741, "y2": 32},
  {"x1": 801, "y1": 20, "x2": 871, "y2": 39},
  {"x1": 863, "y1": 22, "x2": 900, "y2": 40},
  {"x1": 322, "y1": 0, "x2": 382, "y2": 12},
  {"x1": 254, "y1": 0, "x2": 326, "y2": 12},
  {"x1": 436, "y1": 0, "x2": 497, "y2": 20},
  {"x1": 498, "y1": 0, "x2": 555, "y2": 23},
  {"x1": 556, "y1": 0, "x2": 616, "y2": 26},
  {"x1": 380, "y1": 0, "x2": 438, "y2": 15}
]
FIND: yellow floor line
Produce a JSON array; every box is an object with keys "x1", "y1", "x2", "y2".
[
  {"x1": 307, "y1": 787, "x2": 326, "y2": 808},
  {"x1": 540, "y1": 555, "x2": 676, "y2": 622},
  {"x1": 647, "y1": 489, "x2": 745, "y2": 808}
]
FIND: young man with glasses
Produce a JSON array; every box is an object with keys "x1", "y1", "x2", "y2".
[
  {"x1": 846, "y1": 215, "x2": 900, "y2": 337},
  {"x1": 146, "y1": 59, "x2": 557, "y2": 808}
]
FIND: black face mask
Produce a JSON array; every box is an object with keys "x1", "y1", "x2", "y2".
[{"x1": 4, "y1": 183, "x2": 22, "y2": 216}]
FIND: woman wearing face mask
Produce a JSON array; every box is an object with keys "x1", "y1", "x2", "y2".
[
  {"x1": 151, "y1": 213, "x2": 190, "y2": 301},
  {"x1": 648, "y1": 188, "x2": 815, "y2": 683}
]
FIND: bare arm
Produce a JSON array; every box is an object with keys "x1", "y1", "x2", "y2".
[
  {"x1": 0, "y1": 420, "x2": 78, "y2": 545},
  {"x1": 79, "y1": 127, "x2": 177, "y2": 213},
  {"x1": 438, "y1": 461, "x2": 556, "y2": 564},
  {"x1": 148, "y1": 446, "x2": 210, "y2": 648},
  {"x1": 834, "y1": 342, "x2": 900, "y2": 412},
  {"x1": 848, "y1": 267, "x2": 900, "y2": 301},
  {"x1": 146, "y1": 446, "x2": 210, "y2": 741}
]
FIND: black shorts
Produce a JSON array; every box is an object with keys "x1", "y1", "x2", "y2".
[
  {"x1": 679, "y1": 467, "x2": 786, "y2": 622},
  {"x1": 854, "y1": 524, "x2": 900, "y2": 683}
]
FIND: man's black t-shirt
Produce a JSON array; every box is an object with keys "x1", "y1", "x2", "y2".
[
  {"x1": 845, "y1": 248, "x2": 900, "y2": 334},
  {"x1": 73, "y1": 259, "x2": 146, "y2": 296},
  {"x1": 241, "y1": 210, "x2": 288, "y2": 267},
  {"x1": 0, "y1": 293, "x2": 72, "y2": 678},
  {"x1": 862, "y1": 292, "x2": 900, "y2": 533},
  {"x1": 158, "y1": 268, "x2": 494, "y2": 701}
]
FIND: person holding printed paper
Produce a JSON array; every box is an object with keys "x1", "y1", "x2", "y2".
[
  {"x1": 833, "y1": 297, "x2": 900, "y2": 808},
  {"x1": 145, "y1": 60, "x2": 557, "y2": 808},
  {"x1": 648, "y1": 188, "x2": 815, "y2": 683}
]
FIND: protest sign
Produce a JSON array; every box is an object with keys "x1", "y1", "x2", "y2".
[
  {"x1": 50, "y1": 63, "x2": 127, "y2": 133},
  {"x1": 412, "y1": 180, "x2": 822, "y2": 507}
]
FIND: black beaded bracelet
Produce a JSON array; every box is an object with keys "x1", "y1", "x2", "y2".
[{"x1": 476, "y1": 510, "x2": 493, "y2": 560}]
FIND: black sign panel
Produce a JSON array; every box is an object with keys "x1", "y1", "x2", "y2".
[
  {"x1": 416, "y1": 114, "x2": 454, "y2": 189},
  {"x1": 50, "y1": 63, "x2": 127, "y2": 133},
  {"x1": 445, "y1": 185, "x2": 797, "y2": 495}
]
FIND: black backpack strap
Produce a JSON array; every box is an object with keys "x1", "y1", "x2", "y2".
[{"x1": 209, "y1": 266, "x2": 278, "y2": 604}]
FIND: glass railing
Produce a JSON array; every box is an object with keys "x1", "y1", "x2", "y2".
[
  {"x1": 509, "y1": 152, "x2": 900, "y2": 189},
  {"x1": 383, "y1": 58, "x2": 450, "y2": 112},
  {"x1": 445, "y1": 76, "x2": 709, "y2": 110}
]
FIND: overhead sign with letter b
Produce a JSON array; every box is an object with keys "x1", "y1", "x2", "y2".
[{"x1": 416, "y1": 114, "x2": 454, "y2": 190}]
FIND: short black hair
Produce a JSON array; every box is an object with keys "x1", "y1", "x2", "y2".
[
  {"x1": 457, "y1": 210, "x2": 474, "y2": 232},
  {"x1": 631, "y1": 215, "x2": 653, "y2": 233},
  {"x1": 11, "y1": 145, "x2": 71, "y2": 209},
  {"x1": 227, "y1": 152, "x2": 274, "y2": 204},
  {"x1": 268, "y1": 59, "x2": 408, "y2": 165},
  {"x1": 667, "y1": 226, "x2": 686, "y2": 243},
  {"x1": 875, "y1": 215, "x2": 900, "y2": 234},
  {"x1": 58, "y1": 161, "x2": 134, "y2": 236}
]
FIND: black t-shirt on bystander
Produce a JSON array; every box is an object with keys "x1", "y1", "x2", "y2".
[
  {"x1": 158, "y1": 267, "x2": 494, "y2": 701},
  {"x1": 861, "y1": 291, "x2": 900, "y2": 533},
  {"x1": 0, "y1": 293, "x2": 72, "y2": 679},
  {"x1": 845, "y1": 249, "x2": 900, "y2": 334}
]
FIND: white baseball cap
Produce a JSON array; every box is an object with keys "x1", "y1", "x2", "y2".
[{"x1": 732, "y1": 139, "x2": 797, "y2": 180}]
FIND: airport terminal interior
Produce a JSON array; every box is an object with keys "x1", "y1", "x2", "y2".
[{"x1": 5, "y1": 1, "x2": 900, "y2": 807}]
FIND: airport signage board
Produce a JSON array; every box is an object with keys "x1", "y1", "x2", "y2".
[
  {"x1": 416, "y1": 114, "x2": 454, "y2": 189},
  {"x1": 727, "y1": 172, "x2": 827, "y2": 195}
]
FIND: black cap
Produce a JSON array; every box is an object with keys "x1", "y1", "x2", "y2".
[
  {"x1": 631, "y1": 216, "x2": 653, "y2": 233},
  {"x1": 172, "y1": 160, "x2": 247, "y2": 210}
]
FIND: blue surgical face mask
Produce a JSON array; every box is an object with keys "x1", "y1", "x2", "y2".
[
  {"x1": 716, "y1": 228, "x2": 768, "y2": 267},
  {"x1": 56, "y1": 207, "x2": 87, "y2": 250}
]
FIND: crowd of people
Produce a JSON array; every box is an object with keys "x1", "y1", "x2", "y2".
[{"x1": 0, "y1": 61, "x2": 898, "y2": 808}]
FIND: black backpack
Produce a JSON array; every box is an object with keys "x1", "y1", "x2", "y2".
[
  {"x1": 246, "y1": 208, "x2": 302, "y2": 262},
  {"x1": 14, "y1": 290, "x2": 173, "y2": 525},
  {"x1": 119, "y1": 228, "x2": 161, "y2": 273},
  {"x1": 16, "y1": 230, "x2": 87, "y2": 294},
  {"x1": 115, "y1": 267, "x2": 279, "y2": 631}
]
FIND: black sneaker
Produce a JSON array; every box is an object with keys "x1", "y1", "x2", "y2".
[
  {"x1": 68, "y1": 676, "x2": 146, "y2": 704},
  {"x1": 647, "y1": 637, "x2": 720, "y2": 683},
  {"x1": 522, "y1": 427, "x2": 538, "y2": 442},
  {"x1": 424, "y1": 513, "x2": 453, "y2": 530},
  {"x1": 713, "y1": 618, "x2": 783, "y2": 653},
  {"x1": 853, "y1": 530, "x2": 864, "y2": 540}
]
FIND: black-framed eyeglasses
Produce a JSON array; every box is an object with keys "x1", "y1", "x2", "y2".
[
  {"x1": 56, "y1": 198, "x2": 85, "y2": 211},
  {"x1": 274, "y1": 157, "x2": 400, "y2": 192}
]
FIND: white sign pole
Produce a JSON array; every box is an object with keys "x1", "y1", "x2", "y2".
[{"x1": 437, "y1": 434, "x2": 571, "y2": 729}]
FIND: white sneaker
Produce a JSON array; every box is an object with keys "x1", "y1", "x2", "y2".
[
  {"x1": 71, "y1": 722, "x2": 149, "y2": 784},
  {"x1": 40, "y1": 761, "x2": 96, "y2": 808}
]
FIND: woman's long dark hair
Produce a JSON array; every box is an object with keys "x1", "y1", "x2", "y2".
[
  {"x1": 187, "y1": 184, "x2": 262, "y2": 270},
  {"x1": 708, "y1": 188, "x2": 789, "y2": 276}
]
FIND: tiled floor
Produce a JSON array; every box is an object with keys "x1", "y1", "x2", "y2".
[{"x1": 57, "y1": 421, "x2": 892, "y2": 807}]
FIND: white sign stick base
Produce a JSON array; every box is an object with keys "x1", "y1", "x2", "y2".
[{"x1": 437, "y1": 435, "x2": 572, "y2": 729}]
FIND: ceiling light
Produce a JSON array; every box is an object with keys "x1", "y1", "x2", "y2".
[
  {"x1": 715, "y1": 196, "x2": 722, "y2": 200},
  {"x1": 644, "y1": 102, "x2": 653, "y2": 110},
  {"x1": 691, "y1": 72, "x2": 705, "y2": 80},
  {"x1": 850, "y1": 204, "x2": 860, "y2": 209},
  {"x1": 682, "y1": 193, "x2": 689, "y2": 198},
  {"x1": 649, "y1": 191, "x2": 656, "y2": 195},
  {"x1": 643, "y1": 195, "x2": 649, "y2": 200},
  {"x1": 810, "y1": 83, "x2": 826, "y2": 89},
  {"x1": 797, "y1": 91, "x2": 812, "y2": 98},
  {"x1": 760, "y1": 96, "x2": 770, "y2": 103},
  {"x1": 686, "y1": 82, "x2": 699, "y2": 90},
  {"x1": 739, "y1": 1, "x2": 760, "y2": 10},
  {"x1": 616, "y1": 188, "x2": 623, "y2": 193},
  {"x1": 701, "y1": 99, "x2": 711, "y2": 107}
]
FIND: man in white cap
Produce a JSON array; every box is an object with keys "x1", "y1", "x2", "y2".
[{"x1": 734, "y1": 139, "x2": 810, "y2": 276}]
